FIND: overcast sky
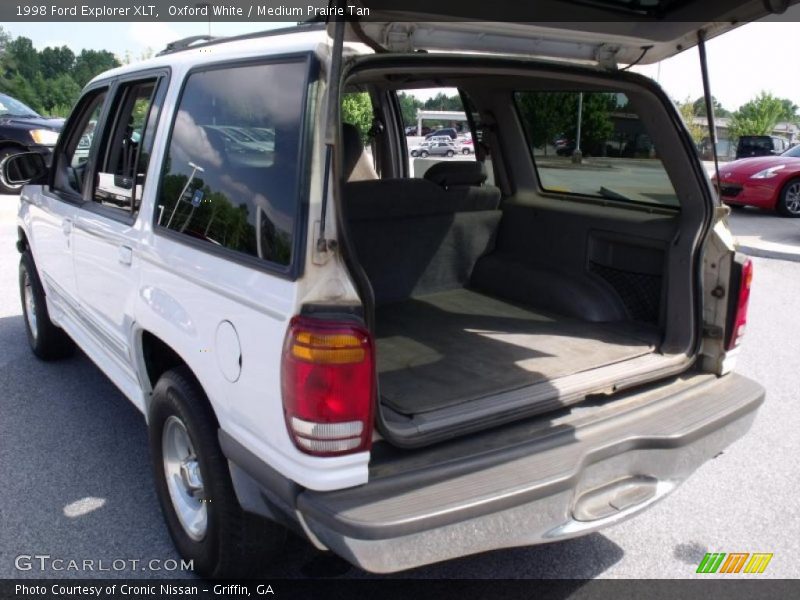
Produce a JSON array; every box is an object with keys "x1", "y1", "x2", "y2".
[{"x1": 4, "y1": 18, "x2": 800, "y2": 112}]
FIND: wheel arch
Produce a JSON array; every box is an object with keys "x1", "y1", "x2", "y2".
[
  {"x1": 135, "y1": 329, "x2": 220, "y2": 425},
  {"x1": 0, "y1": 141, "x2": 28, "y2": 154},
  {"x1": 776, "y1": 175, "x2": 800, "y2": 212},
  {"x1": 17, "y1": 226, "x2": 29, "y2": 253}
]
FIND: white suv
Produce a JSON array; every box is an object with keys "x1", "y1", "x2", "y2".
[{"x1": 4, "y1": 8, "x2": 771, "y2": 578}]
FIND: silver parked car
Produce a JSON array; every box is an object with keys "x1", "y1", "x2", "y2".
[{"x1": 411, "y1": 139, "x2": 458, "y2": 157}]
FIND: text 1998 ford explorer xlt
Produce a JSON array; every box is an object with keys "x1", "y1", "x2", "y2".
[{"x1": 3, "y1": 1, "x2": 782, "y2": 578}]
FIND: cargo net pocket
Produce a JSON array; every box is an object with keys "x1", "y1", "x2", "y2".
[{"x1": 589, "y1": 262, "x2": 662, "y2": 323}]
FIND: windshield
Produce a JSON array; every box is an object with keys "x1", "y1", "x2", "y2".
[
  {"x1": 782, "y1": 145, "x2": 800, "y2": 158},
  {"x1": 0, "y1": 93, "x2": 40, "y2": 118}
]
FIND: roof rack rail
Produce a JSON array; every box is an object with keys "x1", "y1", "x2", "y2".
[
  {"x1": 157, "y1": 35, "x2": 220, "y2": 56},
  {"x1": 155, "y1": 23, "x2": 326, "y2": 57}
]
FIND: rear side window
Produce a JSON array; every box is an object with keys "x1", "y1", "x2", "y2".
[
  {"x1": 514, "y1": 91, "x2": 679, "y2": 208},
  {"x1": 156, "y1": 59, "x2": 309, "y2": 268}
]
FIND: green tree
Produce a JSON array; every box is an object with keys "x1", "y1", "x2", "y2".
[
  {"x1": 422, "y1": 92, "x2": 462, "y2": 111},
  {"x1": 516, "y1": 92, "x2": 615, "y2": 156},
  {"x1": 678, "y1": 98, "x2": 705, "y2": 145},
  {"x1": 0, "y1": 73, "x2": 40, "y2": 111},
  {"x1": 39, "y1": 74, "x2": 81, "y2": 113},
  {"x1": 568, "y1": 93, "x2": 615, "y2": 153},
  {"x1": 397, "y1": 91, "x2": 422, "y2": 127},
  {"x1": 778, "y1": 98, "x2": 799, "y2": 125},
  {"x1": 729, "y1": 91, "x2": 789, "y2": 138},
  {"x1": 73, "y1": 49, "x2": 120, "y2": 87},
  {"x1": 516, "y1": 92, "x2": 573, "y2": 155},
  {"x1": 0, "y1": 26, "x2": 11, "y2": 55},
  {"x1": 692, "y1": 95, "x2": 730, "y2": 118},
  {"x1": 5, "y1": 36, "x2": 39, "y2": 81},
  {"x1": 341, "y1": 92, "x2": 373, "y2": 144},
  {"x1": 0, "y1": 31, "x2": 86, "y2": 115},
  {"x1": 39, "y1": 46, "x2": 75, "y2": 79}
]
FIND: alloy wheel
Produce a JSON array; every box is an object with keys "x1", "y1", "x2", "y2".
[
  {"x1": 23, "y1": 271, "x2": 37, "y2": 341},
  {"x1": 785, "y1": 182, "x2": 800, "y2": 215},
  {"x1": 162, "y1": 416, "x2": 208, "y2": 541}
]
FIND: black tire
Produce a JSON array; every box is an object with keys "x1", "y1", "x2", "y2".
[
  {"x1": 19, "y1": 251, "x2": 74, "y2": 360},
  {"x1": 462, "y1": 148, "x2": 471, "y2": 155},
  {"x1": 419, "y1": 150, "x2": 429, "y2": 158},
  {"x1": 726, "y1": 203, "x2": 745, "y2": 210},
  {"x1": 410, "y1": 150, "x2": 418, "y2": 157},
  {"x1": 446, "y1": 150, "x2": 455, "y2": 157},
  {"x1": 0, "y1": 147, "x2": 25, "y2": 195},
  {"x1": 777, "y1": 178, "x2": 800, "y2": 217},
  {"x1": 149, "y1": 367, "x2": 286, "y2": 579}
]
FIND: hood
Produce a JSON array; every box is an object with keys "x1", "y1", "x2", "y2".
[
  {"x1": 1, "y1": 116, "x2": 64, "y2": 131},
  {"x1": 339, "y1": 0, "x2": 799, "y2": 66},
  {"x1": 720, "y1": 156, "x2": 800, "y2": 178}
]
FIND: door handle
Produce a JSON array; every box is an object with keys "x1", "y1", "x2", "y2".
[
  {"x1": 118, "y1": 245, "x2": 133, "y2": 266},
  {"x1": 61, "y1": 219, "x2": 72, "y2": 235}
]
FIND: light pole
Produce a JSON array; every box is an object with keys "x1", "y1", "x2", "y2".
[
  {"x1": 165, "y1": 161, "x2": 205, "y2": 229},
  {"x1": 572, "y1": 92, "x2": 583, "y2": 164}
]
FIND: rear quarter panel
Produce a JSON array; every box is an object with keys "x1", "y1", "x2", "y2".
[{"x1": 130, "y1": 48, "x2": 369, "y2": 492}]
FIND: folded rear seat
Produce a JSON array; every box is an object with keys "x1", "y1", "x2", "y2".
[{"x1": 343, "y1": 163, "x2": 501, "y2": 305}]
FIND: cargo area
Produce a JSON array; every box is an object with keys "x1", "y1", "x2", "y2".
[
  {"x1": 342, "y1": 149, "x2": 683, "y2": 445},
  {"x1": 376, "y1": 288, "x2": 659, "y2": 416},
  {"x1": 338, "y1": 64, "x2": 707, "y2": 446}
]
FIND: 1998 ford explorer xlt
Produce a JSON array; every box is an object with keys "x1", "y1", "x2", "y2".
[{"x1": 3, "y1": 0, "x2": 785, "y2": 578}]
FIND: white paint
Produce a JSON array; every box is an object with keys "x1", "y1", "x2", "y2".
[{"x1": 63, "y1": 497, "x2": 106, "y2": 518}]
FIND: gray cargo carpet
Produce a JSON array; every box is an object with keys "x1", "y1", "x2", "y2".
[{"x1": 376, "y1": 288, "x2": 659, "y2": 415}]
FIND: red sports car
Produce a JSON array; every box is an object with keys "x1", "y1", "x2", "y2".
[{"x1": 716, "y1": 145, "x2": 800, "y2": 217}]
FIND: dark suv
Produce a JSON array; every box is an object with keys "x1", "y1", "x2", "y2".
[
  {"x1": 0, "y1": 93, "x2": 63, "y2": 194},
  {"x1": 424, "y1": 127, "x2": 458, "y2": 140},
  {"x1": 735, "y1": 135, "x2": 789, "y2": 160}
]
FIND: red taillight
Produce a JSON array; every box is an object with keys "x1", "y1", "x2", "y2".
[
  {"x1": 281, "y1": 316, "x2": 375, "y2": 456},
  {"x1": 726, "y1": 258, "x2": 753, "y2": 350}
]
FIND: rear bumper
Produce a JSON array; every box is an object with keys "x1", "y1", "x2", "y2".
[{"x1": 222, "y1": 372, "x2": 763, "y2": 573}]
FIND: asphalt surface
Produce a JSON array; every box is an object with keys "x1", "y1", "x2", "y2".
[
  {"x1": 728, "y1": 207, "x2": 800, "y2": 261},
  {"x1": 1, "y1": 197, "x2": 798, "y2": 581}
]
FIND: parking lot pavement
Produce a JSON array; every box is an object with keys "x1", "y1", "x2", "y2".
[
  {"x1": 727, "y1": 208, "x2": 800, "y2": 262},
  {"x1": 1, "y1": 194, "x2": 799, "y2": 580}
]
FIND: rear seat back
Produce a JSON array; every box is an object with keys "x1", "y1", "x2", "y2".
[
  {"x1": 423, "y1": 161, "x2": 488, "y2": 187},
  {"x1": 344, "y1": 169, "x2": 501, "y2": 305}
]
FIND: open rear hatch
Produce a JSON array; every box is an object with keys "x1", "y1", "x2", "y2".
[{"x1": 340, "y1": 0, "x2": 796, "y2": 66}]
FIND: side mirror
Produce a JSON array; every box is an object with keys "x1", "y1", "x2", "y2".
[{"x1": 1, "y1": 152, "x2": 48, "y2": 188}]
